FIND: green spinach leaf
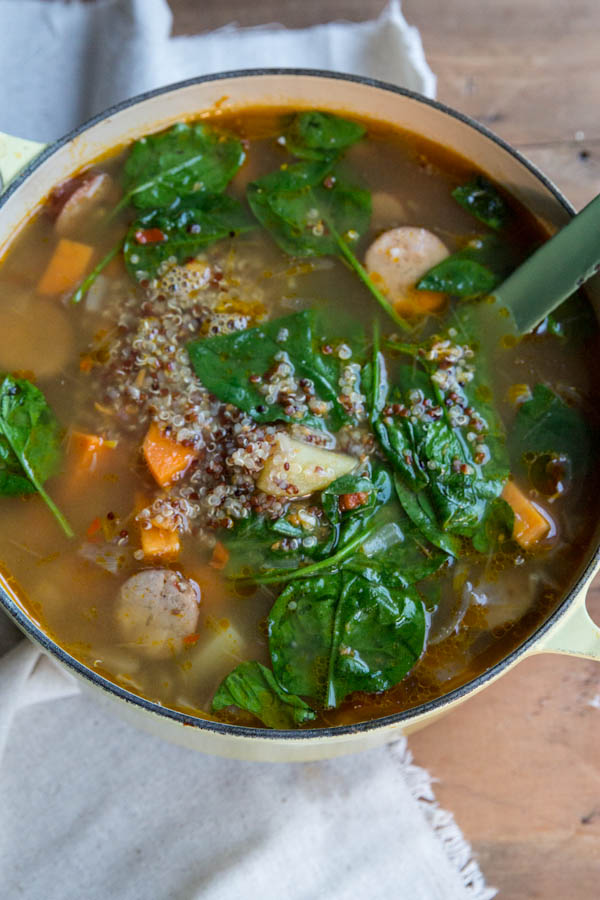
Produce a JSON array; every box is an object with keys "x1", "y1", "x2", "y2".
[
  {"x1": 452, "y1": 175, "x2": 509, "y2": 231},
  {"x1": 284, "y1": 111, "x2": 366, "y2": 160},
  {"x1": 417, "y1": 256, "x2": 497, "y2": 298},
  {"x1": 225, "y1": 465, "x2": 392, "y2": 586},
  {"x1": 247, "y1": 161, "x2": 410, "y2": 331},
  {"x1": 119, "y1": 122, "x2": 245, "y2": 211},
  {"x1": 123, "y1": 194, "x2": 255, "y2": 280},
  {"x1": 344, "y1": 514, "x2": 450, "y2": 587},
  {"x1": 510, "y1": 383, "x2": 593, "y2": 478},
  {"x1": 222, "y1": 511, "x2": 325, "y2": 578},
  {"x1": 374, "y1": 308, "x2": 510, "y2": 549},
  {"x1": 187, "y1": 309, "x2": 361, "y2": 431},
  {"x1": 471, "y1": 497, "x2": 515, "y2": 553},
  {"x1": 393, "y1": 476, "x2": 462, "y2": 556},
  {"x1": 268, "y1": 570, "x2": 426, "y2": 708},
  {"x1": 318, "y1": 463, "x2": 393, "y2": 557},
  {"x1": 416, "y1": 236, "x2": 513, "y2": 298},
  {"x1": 212, "y1": 661, "x2": 315, "y2": 728},
  {"x1": 247, "y1": 160, "x2": 370, "y2": 257},
  {"x1": 0, "y1": 375, "x2": 72, "y2": 537}
]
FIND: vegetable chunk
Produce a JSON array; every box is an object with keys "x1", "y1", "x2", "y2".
[
  {"x1": 140, "y1": 525, "x2": 180, "y2": 561},
  {"x1": 37, "y1": 238, "x2": 94, "y2": 296},
  {"x1": 257, "y1": 433, "x2": 357, "y2": 498},
  {"x1": 501, "y1": 480, "x2": 551, "y2": 549},
  {"x1": 142, "y1": 421, "x2": 198, "y2": 487},
  {"x1": 365, "y1": 226, "x2": 449, "y2": 315},
  {"x1": 68, "y1": 431, "x2": 115, "y2": 479}
]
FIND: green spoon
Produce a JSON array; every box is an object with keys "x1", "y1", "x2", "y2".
[{"x1": 493, "y1": 193, "x2": 600, "y2": 334}]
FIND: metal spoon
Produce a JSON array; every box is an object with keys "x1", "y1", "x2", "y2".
[{"x1": 493, "y1": 193, "x2": 600, "y2": 334}]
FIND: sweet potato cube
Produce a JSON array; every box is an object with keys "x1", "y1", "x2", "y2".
[
  {"x1": 68, "y1": 431, "x2": 115, "y2": 478},
  {"x1": 38, "y1": 238, "x2": 94, "y2": 296},
  {"x1": 140, "y1": 525, "x2": 180, "y2": 560},
  {"x1": 142, "y1": 421, "x2": 198, "y2": 487},
  {"x1": 502, "y1": 480, "x2": 551, "y2": 549}
]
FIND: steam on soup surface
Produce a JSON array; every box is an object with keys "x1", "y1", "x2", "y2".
[{"x1": 0, "y1": 109, "x2": 598, "y2": 729}]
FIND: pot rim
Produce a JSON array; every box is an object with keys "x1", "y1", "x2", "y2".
[{"x1": 2, "y1": 67, "x2": 598, "y2": 742}]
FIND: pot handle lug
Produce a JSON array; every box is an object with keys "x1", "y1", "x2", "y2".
[
  {"x1": 533, "y1": 590, "x2": 600, "y2": 661},
  {"x1": 0, "y1": 131, "x2": 47, "y2": 194}
]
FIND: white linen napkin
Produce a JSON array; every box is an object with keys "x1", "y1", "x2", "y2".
[
  {"x1": 0, "y1": 0, "x2": 435, "y2": 141},
  {"x1": 0, "y1": 2, "x2": 495, "y2": 897}
]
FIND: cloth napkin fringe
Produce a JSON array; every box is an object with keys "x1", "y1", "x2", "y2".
[{"x1": 390, "y1": 742, "x2": 498, "y2": 900}]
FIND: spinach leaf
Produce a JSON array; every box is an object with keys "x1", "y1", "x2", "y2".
[
  {"x1": 393, "y1": 476, "x2": 462, "y2": 556},
  {"x1": 416, "y1": 235, "x2": 513, "y2": 298},
  {"x1": 452, "y1": 175, "x2": 509, "y2": 231},
  {"x1": 318, "y1": 463, "x2": 393, "y2": 557},
  {"x1": 247, "y1": 160, "x2": 370, "y2": 258},
  {"x1": 225, "y1": 465, "x2": 392, "y2": 584},
  {"x1": 0, "y1": 375, "x2": 72, "y2": 537},
  {"x1": 0, "y1": 434, "x2": 36, "y2": 495},
  {"x1": 187, "y1": 309, "x2": 360, "y2": 431},
  {"x1": 471, "y1": 496, "x2": 515, "y2": 553},
  {"x1": 222, "y1": 511, "x2": 324, "y2": 578},
  {"x1": 417, "y1": 256, "x2": 496, "y2": 298},
  {"x1": 237, "y1": 520, "x2": 379, "y2": 586},
  {"x1": 123, "y1": 194, "x2": 255, "y2": 281},
  {"x1": 119, "y1": 122, "x2": 245, "y2": 211},
  {"x1": 510, "y1": 383, "x2": 593, "y2": 478},
  {"x1": 212, "y1": 661, "x2": 316, "y2": 729},
  {"x1": 268, "y1": 570, "x2": 426, "y2": 708},
  {"x1": 247, "y1": 161, "x2": 410, "y2": 331},
  {"x1": 344, "y1": 514, "x2": 450, "y2": 587},
  {"x1": 374, "y1": 308, "x2": 510, "y2": 549},
  {"x1": 327, "y1": 574, "x2": 426, "y2": 706},
  {"x1": 268, "y1": 574, "x2": 341, "y2": 700},
  {"x1": 284, "y1": 111, "x2": 366, "y2": 160}
]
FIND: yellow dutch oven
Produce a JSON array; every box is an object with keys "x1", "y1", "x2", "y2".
[{"x1": 1, "y1": 70, "x2": 599, "y2": 762}]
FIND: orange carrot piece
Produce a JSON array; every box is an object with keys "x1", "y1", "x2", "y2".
[
  {"x1": 183, "y1": 633, "x2": 200, "y2": 647},
  {"x1": 210, "y1": 541, "x2": 230, "y2": 570},
  {"x1": 142, "y1": 421, "x2": 198, "y2": 487},
  {"x1": 86, "y1": 516, "x2": 102, "y2": 540},
  {"x1": 140, "y1": 524, "x2": 180, "y2": 560},
  {"x1": 502, "y1": 480, "x2": 551, "y2": 549},
  {"x1": 395, "y1": 286, "x2": 446, "y2": 316},
  {"x1": 68, "y1": 431, "x2": 116, "y2": 477},
  {"x1": 38, "y1": 238, "x2": 94, "y2": 296}
]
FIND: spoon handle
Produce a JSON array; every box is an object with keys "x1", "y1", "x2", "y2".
[{"x1": 493, "y1": 192, "x2": 600, "y2": 334}]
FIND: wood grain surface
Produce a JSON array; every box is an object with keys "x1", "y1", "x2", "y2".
[{"x1": 169, "y1": 3, "x2": 600, "y2": 896}]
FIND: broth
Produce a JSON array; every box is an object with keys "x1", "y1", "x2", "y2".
[{"x1": 0, "y1": 109, "x2": 598, "y2": 729}]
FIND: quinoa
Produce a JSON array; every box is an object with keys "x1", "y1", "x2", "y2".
[{"x1": 83, "y1": 240, "x2": 367, "y2": 539}]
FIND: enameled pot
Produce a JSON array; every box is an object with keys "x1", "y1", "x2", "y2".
[{"x1": 1, "y1": 70, "x2": 599, "y2": 762}]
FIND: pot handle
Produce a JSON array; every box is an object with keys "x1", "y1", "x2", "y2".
[
  {"x1": 533, "y1": 589, "x2": 600, "y2": 661},
  {"x1": 0, "y1": 131, "x2": 47, "y2": 194}
]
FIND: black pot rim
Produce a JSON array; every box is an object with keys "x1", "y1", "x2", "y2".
[{"x1": 1, "y1": 67, "x2": 597, "y2": 743}]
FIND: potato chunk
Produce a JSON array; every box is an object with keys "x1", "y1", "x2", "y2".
[
  {"x1": 365, "y1": 226, "x2": 449, "y2": 315},
  {"x1": 257, "y1": 433, "x2": 357, "y2": 498}
]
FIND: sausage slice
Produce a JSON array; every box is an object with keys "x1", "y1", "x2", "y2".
[
  {"x1": 365, "y1": 226, "x2": 449, "y2": 315},
  {"x1": 115, "y1": 569, "x2": 200, "y2": 658}
]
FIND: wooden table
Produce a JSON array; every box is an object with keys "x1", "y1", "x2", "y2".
[{"x1": 169, "y1": 3, "x2": 600, "y2": 895}]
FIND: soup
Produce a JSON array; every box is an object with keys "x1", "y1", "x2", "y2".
[{"x1": 0, "y1": 109, "x2": 598, "y2": 730}]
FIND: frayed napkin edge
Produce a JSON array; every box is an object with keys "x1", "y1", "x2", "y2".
[{"x1": 389, "y1": 741, "x2": 498, "y2": 899}]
